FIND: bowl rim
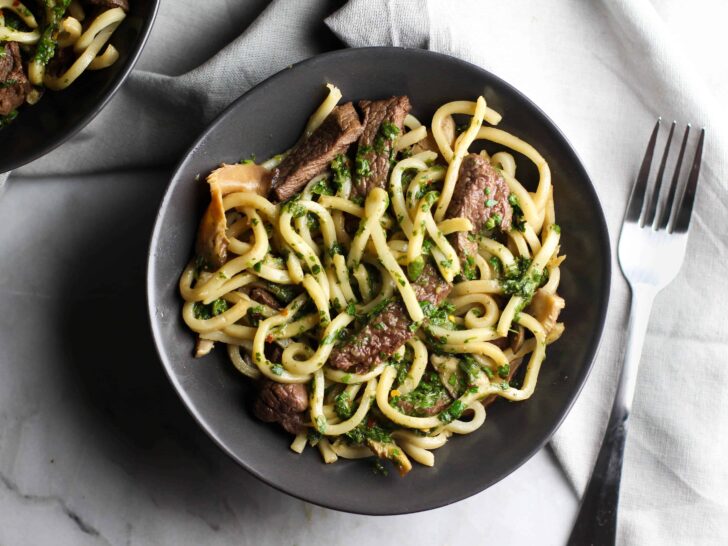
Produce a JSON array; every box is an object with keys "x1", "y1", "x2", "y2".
[
  {"x1": 1, "y1": 0, "x2": 161, "y2": 174},
  {"x1": 146, "y1": 46, "x2": 612, "y2": 515}
]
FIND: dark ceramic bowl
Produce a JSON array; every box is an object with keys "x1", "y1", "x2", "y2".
[
  {"x1": 147, "y1": 47, "x2": 610, "y2": 515},
  {"x1": 0, "y1": 0, "x2": 159, "y2": 174}
]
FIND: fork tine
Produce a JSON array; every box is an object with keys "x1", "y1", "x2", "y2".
[
  {"x1": 670, "y1": 127, "x2": 705, "y2": 234},
  {"x1": 625, "y1": 119, "x2": 660, "y2": 223},
  {"x1": 656, "y1": 125, "x2": 690, "y2": 230},
  {"x1": 644, "y1": 121, "x2": 676, "y2": 227}
]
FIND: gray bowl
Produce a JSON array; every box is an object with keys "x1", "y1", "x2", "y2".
[
  {"x1": 147, "y1": 47, "x2": 610, "y2": 515},
  {"x1": 0, "y1": 0, "x2": 159, "y2": 173}
]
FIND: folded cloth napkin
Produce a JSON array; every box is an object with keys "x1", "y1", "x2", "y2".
[{"x1": 8, "y1": 1, "x2": 728, "y2": 543}]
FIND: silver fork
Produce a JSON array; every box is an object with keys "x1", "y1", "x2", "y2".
[{"x1": 567, "y1": 119, "x2": 705, "y2": 546}]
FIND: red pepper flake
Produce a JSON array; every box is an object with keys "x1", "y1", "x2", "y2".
[
  {"x1": 265, "y1": 334, "x2": 274, "y2": 343},
  {"x1": 13, "y1": 1, "x2": 20, "y2": 7},
  {"x1": 281, "y1": 309, "x2": 289, "y2": 316},
  {"x1": 367, "y1": 417, "x2": 375, "y2": 428}
]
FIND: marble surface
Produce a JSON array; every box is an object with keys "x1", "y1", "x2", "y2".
[{"x1": 0, "y1": 170, "x2": 577, "y2": 545}]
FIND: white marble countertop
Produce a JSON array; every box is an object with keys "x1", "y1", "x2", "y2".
[{"x1": 0, "y1": 170, "x2": 577, "y2": 545}]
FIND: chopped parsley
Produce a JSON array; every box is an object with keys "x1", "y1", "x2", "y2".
[
  {"x1": 374, "y1": 121, "x2": 400, "y2": 157},
  {"x1": 392, "y1": 371, "x2": 450, "y2": 416},
  {"x1": 391, "y1": 351, "x2": 409, "y2": 385},
  {"x1": 246, "y1": 305, "x2": 264, "y2": 326},
  {"x1": 311, "y1": 178, "x2": 334, "y2": 196},
  {"x1": 497, "y1": 363, "x2": 511, "y2": 379},
  {"x1": 508, "y1": 194, "x2": 527, "y2": 232},
  {"x1": 330, "y1": 154, "x2": 351, "y2": 191},
  {"x1": 407, "y1": 257, "x2": 425, "y2": 281},
  {"x1": 420, "y1": 300, "x2": 456, "y2": 329},
  {"x1": 193, "y1": 298, "x2": 229, "y2": 320},
  {"x1": 368, "y1": 297, "x2": 391, "y2": 318},
  {"x1": 334, "y1": 391, "x2": 353, "y2": 420},
  {"x1": 345, "y1": 419, "x2": 392, "y2": 445},
  {"x1": 264, "y1": 282, "x2": 299, "y2": 305},
  {"x1": 462, "y1": 255, "x2": 477, "y2": 280},
  {"x1": 0, "y1": 110, "x2": 18, "y2": 129},
  {"x1": 328, "y1": 242, "x2": 345, "y2": 258},
  {"x1": 484, "y1": 213, "x2": 503, "y2": 231},
  {"x1": 372, "y1": 460, "x2": 389, "y2": 476},
  {"x1": 316, "y1": 415, "x2": 328, "y2": 433},
  {"x1": 33, "y1": 0, "x2": 73, "y2": 66},
  {"x1": 438, "y1": 400, "x2": 466, "y2": 424},
  {"x1": 282, "y1": 194, "x2": 306, "y2": 218},
  {"x1": 499, "y1": 257, "x2": 545, "y2": 304},
  {"x1": 307, "y1": 428, "x2": 322, "y2": 446},
  {"x1": 355, "y1": 145, "x2": 373, "y2": 177}
]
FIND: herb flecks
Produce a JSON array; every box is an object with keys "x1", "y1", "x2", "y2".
[{"x1": 193, "y1": 298, "x2": 229, "y2": 320}]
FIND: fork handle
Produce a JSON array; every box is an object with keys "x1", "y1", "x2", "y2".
[{"x1": 567, "y1": 285, "x2": 656, "y2": 546}]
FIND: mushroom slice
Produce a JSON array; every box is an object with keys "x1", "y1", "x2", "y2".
[
  {"x1": 412, "y1": 114, "x2": 456, "y2": 155},
  {"x1": 366, "y1": 439, "x2": 412, "y2": 476},
  {"x1": 194, "y1": 337, "x2": 215, "y2": 358},
  {"x1": 195, "y1": 182, "x2": 228, "y2": 270},
  {"x1": 527, "y1": 289, "x2": 566, "y2": 334},
  {"x1": 194, "y1": 163, "x2": 272, "y2": 270},
  {"x1": 208, "y1": 163, "x2": 272, "y2": 197}
]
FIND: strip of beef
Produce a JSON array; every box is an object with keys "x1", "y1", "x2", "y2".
[
  {"x1": 0, "y1": 43, "x2": 31, "y2": 117},
  {"x1": 87, "y1": 0, "x2": 129, "y2": 11},
  {"x1": 329, "y1": 263, "x2": 451, "y2": 374},
  {"x1": 253, "y1": 379, "x2": 309, "y2": 434},
  {"x1": 0, "y1": 45, "x2": 13, "y2": 81},
  {"x1": 249, "y1": 287, "x2": 282, "y2": 310},
  {"x1": 353, "y1": 96, "x2": 411, "y2": 196},
  {"x1": 445, "y1": 153, "x2": 512, "y2": 263},
  {"x1": 271, "y1": 103, "x2": 363, "y2": 202}
]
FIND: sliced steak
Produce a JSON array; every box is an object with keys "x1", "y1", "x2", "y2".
[
  {"x1": 271, "y1": 103, "x2": 363, "y2": 202},
  {"x1": 329, "y1": 263, "x2": 451, "y2": 374},
  {"x1": 0, "y1": 44, "x2": 13, "y2": 81},
  {"x1": 253, "y1": 379, "x2": 309, "y2": 435},
  {"x1": 353, "y1": 96, "x2": 411, "y2": 196},
  {"x1": 87, "y1": 0, "x2": 130, "y2": 11},
  {"x1": 249, "y1": 287, "x2": 282, "y2": 310},
  {"x1": 0, "y1": 43, "x2": 31, "y2": 117},
  {"x1": 445, "y1": 153, "x2": 512, "y2": 263}
]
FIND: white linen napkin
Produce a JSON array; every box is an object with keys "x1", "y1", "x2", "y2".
[
  {"x1": 6, "y1": 1, "x2": 727, "y2": 543},
  {"x1": 328, "y1": 0, "x2": 728, "y2": 544}
]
